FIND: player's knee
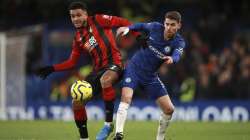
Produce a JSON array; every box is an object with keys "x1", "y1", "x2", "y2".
[
  {"x1": 100, "y1": 71, "x2": 119, "y2": 88},
  {"x1": 163, "y1": 105, "x2": 175, "y2": 115},
  {"x1": 121, "y1": 94, "x2": 132, "y2": 104},
  {"x1": 167, "y1": 105, "x2": 175, "y2": 115},
  {"x1": 120, "y1": 87, "x2": 133, "y2": 104},
  {"x1": 100, "y1": 76, "x2": 112, "y2": 88}
]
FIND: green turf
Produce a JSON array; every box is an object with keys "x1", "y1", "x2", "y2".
[{"x1": 0, "y1": 120, "x2": 250, "y2": 140}]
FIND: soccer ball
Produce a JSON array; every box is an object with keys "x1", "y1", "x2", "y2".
[{"x1": 71, "y1": 80, "x2": 93, "y2": 102}]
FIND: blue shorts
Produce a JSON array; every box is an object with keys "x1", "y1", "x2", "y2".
[{"x1": 122, "y1": 64, "x2": 168, "y2": 100}]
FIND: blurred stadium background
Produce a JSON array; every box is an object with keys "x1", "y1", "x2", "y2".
[{"x1": 0, "y1": 0, "x2": 250, "y2": 139}]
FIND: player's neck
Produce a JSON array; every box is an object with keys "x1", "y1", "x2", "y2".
[
  {"x1": 164, "y1": 36, "x2": 173, "y2": 41},
  {"x1": 75, "y1": 21, "x2": 88, "y2": 30},
  {"x1": 164, "y1": 34, "x2": 176, "y2": 41}
]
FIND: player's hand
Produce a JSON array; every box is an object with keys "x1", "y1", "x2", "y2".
[
  {"x1": 163, "y1": 56, "x2": 173, "y2": 64},
  {"x1": 116, "y1": 27, "x2": 129, "y2": 37},
  {"x1": 34, "y1": 66, "x2": 54, "y2": 79}
]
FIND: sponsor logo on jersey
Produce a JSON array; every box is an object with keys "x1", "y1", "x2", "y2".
[
  {"x1": 84, "y1": 36, "x2": 98, "y2": 52},
  {"x1": 148, "y1": 45, "x2": 166, "y2": 59}
]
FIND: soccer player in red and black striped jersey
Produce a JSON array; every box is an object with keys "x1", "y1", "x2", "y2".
[{"x1": 35, "y1": 1, "x2": 136, "y2": 140}]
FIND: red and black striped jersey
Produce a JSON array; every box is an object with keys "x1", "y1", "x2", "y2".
[{"x1": 53, "y1": 14, "x2": 133, "y2": 72}]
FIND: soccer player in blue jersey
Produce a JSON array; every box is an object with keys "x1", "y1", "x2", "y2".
[{"x1": 113, "y1": 11, "x2": 185, "y2": 140}]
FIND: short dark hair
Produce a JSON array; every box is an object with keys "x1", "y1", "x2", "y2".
[
  {"x1": 68, "y1": 1, "x2": 87, "y2": 11},
  {"x1": 165, "y1": 11, "x2": 182, "y2": 22}
]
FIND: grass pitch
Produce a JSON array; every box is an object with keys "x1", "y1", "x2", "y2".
[{"x1": 0, "y1": 120, "x2": 250, "y2": 140}]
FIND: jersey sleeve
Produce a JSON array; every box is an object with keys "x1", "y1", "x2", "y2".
[
  {"x1": 171, "y1": 40, "x2": 186, "y2": 63},
  {"x1": 95, "y1": 14, "x2": 132, "y2": 27},
  {"x1": 53, "y1": 39, "x2": 81, "y2": 71},
  {"x1": 128, "y1": 22, "x2": 155, "y2": 32}
]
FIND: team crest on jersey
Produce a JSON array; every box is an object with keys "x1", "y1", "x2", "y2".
[
  {"x1": 125, "y1": 77, "x2": 132, "y2": 83},
  {"x1": 164, "y1": 46, "x2": 171, "y2": 53}
]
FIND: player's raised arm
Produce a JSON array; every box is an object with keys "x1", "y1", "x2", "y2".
[
  {"x1": 129, "y1": 22, "x2": 154, "y2": 31},
  {"x1": 116, "y1": 22, "x2": 155, "y2": 37}
]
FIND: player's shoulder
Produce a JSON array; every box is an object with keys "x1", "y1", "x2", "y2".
[
  {"x1": 174, "y1": 33, "x2": 186, "y2": 48},
  {"x1": 175, "y1": 33, "x2": 184, "y2": 41},
  {"x1": 94, "y1": 14, "x2": 113, "y2": 20}
]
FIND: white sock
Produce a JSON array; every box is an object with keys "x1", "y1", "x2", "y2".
[
  {"x1": 115, "y1": 102, "x2": 129, "y2": 133},
  {"x1": 104, "y1": 121, "x2": 112, "y2": 126},
  {"x1": 80, "y1": 138, "x2": 89, "y2": 140},
  {"x1": 156, "y1": 113, "x2": 172, "y2": 140}
]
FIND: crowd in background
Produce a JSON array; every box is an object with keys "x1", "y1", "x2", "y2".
[{"x1": 0, "y1": 0, "x2": 249, "y2": 102}]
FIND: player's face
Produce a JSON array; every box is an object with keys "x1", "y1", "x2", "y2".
[
  {"x1": 70, "y1": 9, "x2": 88, "y2": 29},
  {"x1": 164, "y1": 18, "x2": 181, "y2": 40}
]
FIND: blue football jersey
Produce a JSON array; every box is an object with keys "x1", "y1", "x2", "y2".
[{"x1": 128, "y1": 22, "x2": 186, "y2": 74}]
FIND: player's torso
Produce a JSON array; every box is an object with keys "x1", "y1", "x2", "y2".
[
  {"x1": 75, "y1": 27, "x2": 99, "y2": 53},
  {"x1": 147, "y1": 30, "x2": 175, "y2": 59},
  {"x1": 74, "y1": 17, "x2": 122, "y2": 70},
  {"x1": 131, "y1": 25, "x2": 178, "y2": 73}
]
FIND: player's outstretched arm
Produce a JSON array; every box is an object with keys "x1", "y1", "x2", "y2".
[
  {"x1": 116, "y1": 27, "x2": 130, "y2": 37},
  {"x1": 128, "y1": 22, "x2": 154, "y2": 32},
  {"x1": 116, "y1": 22, "x2": 155, "y2": 38},
  {"x1": 53, "y1": 51, "x2": 80, "y2": 71},
  {"x1": 34, "y1": 47, "x2": 81, "y2": 79},
  {"x1": 34, "y1": 66, "x2": 54, "y2": 79}
]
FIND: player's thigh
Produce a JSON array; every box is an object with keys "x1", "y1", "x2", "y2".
[
  {"x1": 122, "y1": 65, "x2": 139, "y2": 92},
  {"x1": 100, "y1": 70, "x2": 119, "y2": 85},
  {"x1": 156, "y1": 95, "x2": 174, "y2": 115},
  {"x1": 85, "y1": 72, "x2": 103, "y2": 95},
  {"x1": 144, "y1": 77, "x2": 168, "y2": 100},
  {"x1": 100, "y1": 64, "x2": 123, "y2": 86}
]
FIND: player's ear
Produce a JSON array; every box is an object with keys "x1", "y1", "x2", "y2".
[{"x1": 178, "y1": 22, "x2": 181, "y2": 30}]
